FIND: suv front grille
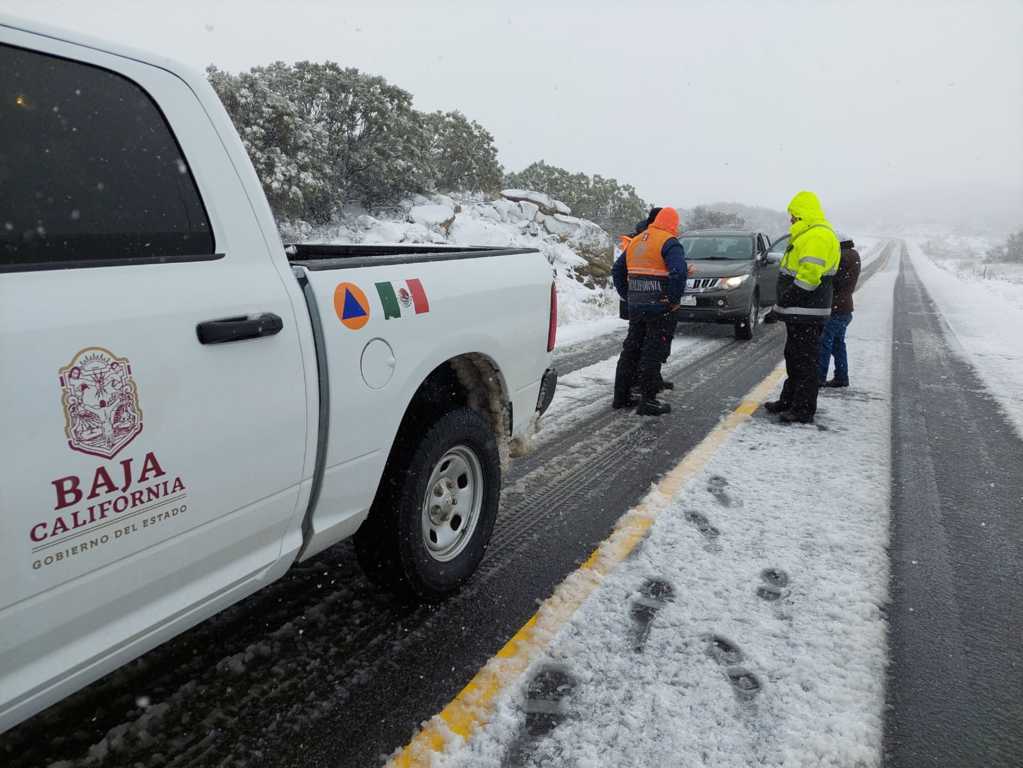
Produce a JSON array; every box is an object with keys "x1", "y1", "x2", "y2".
[{"x1": 686, "y1": 277, "x2": 720, "y2": 292}]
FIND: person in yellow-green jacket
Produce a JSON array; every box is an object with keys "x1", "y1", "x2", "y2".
[{"x1": 764, "y1": 190, "x2": 840, "y2": 424}]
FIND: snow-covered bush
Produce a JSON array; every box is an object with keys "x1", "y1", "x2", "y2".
[
  {"x1": 504, "y1": 161, "x2": 649, "y2": 237},
  {"x1": 987, "y1": 230, "x2": 1023, "y2": 263},
  {"x1": 684, "y1": 205, "x2": 746, "y2": 230},
  {"x1": 680, "y1": 202, "x2": 790, "y2": 238}
]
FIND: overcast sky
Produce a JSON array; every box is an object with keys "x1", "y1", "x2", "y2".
[{"x1": 3, "y1": 0, "x2": 1022, "y2": 230}]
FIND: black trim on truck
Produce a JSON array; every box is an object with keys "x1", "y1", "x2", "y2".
[
  {"x1": 0, "y1": 252, "x2": 225, "y2": 273},
  {"x1": 286, "y1": 244, "x2": 538, "y2": 271},
  {"x1": 293, "y1": 266, "x2": 331, "y2": 561}
]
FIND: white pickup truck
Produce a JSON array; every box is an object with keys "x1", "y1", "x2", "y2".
[{"x1": 0, "y1": 17, "x2": 558, "y2": 733}]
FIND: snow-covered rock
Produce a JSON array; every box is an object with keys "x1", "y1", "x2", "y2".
[
  {"x1": 501, "y1": 188, "x2": 571, "y2": 216},
  {"x1": 360, "y1": 220, "x2": 408, "y2": 245},
  {"x1": 518, "y1": 200, "x2": 541, "y2": 221},
  {"x1": 281, "y1": 191, "x2": 618, "y2": 331},
  {"x1": 409, "y1": 203, "x2": 455, "y2": 227}
]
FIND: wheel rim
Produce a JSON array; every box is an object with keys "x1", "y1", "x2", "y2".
[
  {"x1": 748, "y1": 300, "x2": 758, "y2": 330},
  {"x1": 421, "y1": 445, "x2": 484, "y2": 562}
]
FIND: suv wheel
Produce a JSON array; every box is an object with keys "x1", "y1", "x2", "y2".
[{"x1": 734, "y1": 292, "x2": 759, "y2": 341}]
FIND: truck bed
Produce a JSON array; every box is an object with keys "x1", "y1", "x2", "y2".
[{"x1": 286, "y1": 243, "x2": 538, "y2": 271}]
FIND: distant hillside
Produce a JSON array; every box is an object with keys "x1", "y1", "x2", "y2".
[
  {"x1": 836, "y1": 184, "x2": 1023, "y2": 238},
  {"x1": 679, "y1": 202, "x2": 790, "y2": 240}
]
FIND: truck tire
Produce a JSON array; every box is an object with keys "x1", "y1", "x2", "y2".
[
  {"x1": 734, "y1": 292, "x2": 759, "y2": 341},
  {"x1": 355, "y1": 407, "x2": 501, "y2": 601}
]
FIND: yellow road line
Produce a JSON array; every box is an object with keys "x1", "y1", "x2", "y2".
[{"x1": 389, "y1": 363, "x2": 787, "y2": 767}]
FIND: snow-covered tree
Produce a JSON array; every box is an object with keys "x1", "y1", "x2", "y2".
[
  {"x1": 208, "y1": 65, "x2": 331, "y2": 221},
  {"x1": 210, "y1": 61, "x2": 433, "y2": 219},
  {"x1": 210, "y1": 63, "x2": 507, "y2": 220},
  {"x1": 422, "y1": 110, "x2": 503, "y2": 195},
  {"x1": 987, "y1": 229, "x2": 1023, "y2": 263},
  {"x1": 265, "y1": 61, "x2": 431, "y2": 211}
]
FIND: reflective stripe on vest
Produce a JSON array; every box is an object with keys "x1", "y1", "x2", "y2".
[
  {"x1": 626, "y1": 228, "x2": 672, "y2": 277},
  {"x1": 777, "y1": 305, "x2": 832, "y2": 317}
]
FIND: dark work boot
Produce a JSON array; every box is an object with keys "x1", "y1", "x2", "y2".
[
  {"x1": 612, "y1": 395, "x2": 640, "y2": 410},
  {"x1": 637, "y1": 399, "x2": 671, "y2": 416},
  {"x1": 779, "y1": 411, "x2": 814, "y2": 424},
  {"x1": 824, "y1": 379, "x2": 849, "y2": 388},
  {"x1": 763, "y1": 400, "x2": 790, "y2": 414},
  {"x1": 658, "y1": 379, "x2": 675, "y2": 391}
]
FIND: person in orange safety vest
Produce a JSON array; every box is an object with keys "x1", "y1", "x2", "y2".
[{"x1": 611, "y1": 207, "x2": 688, "y2": 416}]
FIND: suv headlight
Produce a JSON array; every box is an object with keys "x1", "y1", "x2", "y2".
[{"x1": 721, "y1": 274, "x2": 750, "y2": 289}]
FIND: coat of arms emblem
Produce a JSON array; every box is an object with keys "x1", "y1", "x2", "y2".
[{"x1": 59, "y1": 347, "x2": 143, "y2": 459}]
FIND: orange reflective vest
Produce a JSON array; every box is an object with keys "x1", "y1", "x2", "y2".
[{"x1": 626, "y1": 228, "x2": 672, "y2": 276}]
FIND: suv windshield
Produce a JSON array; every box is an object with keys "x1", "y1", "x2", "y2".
[{"x1": 679, "y1": 236, "x2": 754, "y2": 260}]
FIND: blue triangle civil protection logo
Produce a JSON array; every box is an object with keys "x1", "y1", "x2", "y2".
[
  {"x1": 342, "y1": 289, "x2": 367, "y2": 320},
  {"x1": 333, "y1": 281, "x2": 371, "y2": 330}
]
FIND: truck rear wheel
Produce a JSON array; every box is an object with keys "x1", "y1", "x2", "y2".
[{"x1": 355, "y1": 407, "x2": 500, "y2": 601}]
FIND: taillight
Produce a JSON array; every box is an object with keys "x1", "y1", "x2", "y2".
[{"x1": 547, "y1": 282, "x2": 558, "y2": 352}]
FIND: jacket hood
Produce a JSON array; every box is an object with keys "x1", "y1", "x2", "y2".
[
  {"x1": 788, "y1": 191, "x2": 830, "y2": 239},
  {"x1": 788, "y1": 190, "x2": 826, "y2": 222},
  {"x1": 651, "y1": 207, "x2": 680, "y2": 235}
]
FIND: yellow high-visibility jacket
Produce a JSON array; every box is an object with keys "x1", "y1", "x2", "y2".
[{"x1": 776, "y1": 190, "x2": 841, "y2": 323}]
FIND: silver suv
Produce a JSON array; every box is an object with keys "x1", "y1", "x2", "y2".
[{"x1": 675, "y1": 229, "x2": 781, "y2": 340}]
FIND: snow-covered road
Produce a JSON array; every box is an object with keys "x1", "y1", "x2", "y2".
[
  {"x1": 421, "y1": 250, "x2": 898, "y2": 768},
  {"x1": 906, "y1": 239, "x2": 1023, "y2": 439}
]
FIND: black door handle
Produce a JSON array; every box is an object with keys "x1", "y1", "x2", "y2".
[{"x1": 196, "y1": 313, "x2": 283, "y2": 345}]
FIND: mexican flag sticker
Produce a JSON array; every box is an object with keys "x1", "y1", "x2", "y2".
[{"x1": 375, "y1": 279, "x2": 430, "y2": 320}]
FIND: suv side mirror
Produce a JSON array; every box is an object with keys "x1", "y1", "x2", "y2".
[{"x1": 766, "y1": 252, "x2": 782, "y2": 264}]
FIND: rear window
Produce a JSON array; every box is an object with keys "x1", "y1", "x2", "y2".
[{"x1": 0, "y1": 43, "x2": 214, "y2": 269}]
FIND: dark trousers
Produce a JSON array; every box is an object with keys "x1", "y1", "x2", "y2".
[
  {"x1": 661, "y1": 315, "x2": 678, "y2": 363},
  {"x1": 819, "y1": 312, "x2": 853, "y2": 383},
  {"x1": 780, "y1": 321, "x2": 823, "y2": 417},
  {"x1": 614, "y1": 314, "x2": 675, "y2": 401}
]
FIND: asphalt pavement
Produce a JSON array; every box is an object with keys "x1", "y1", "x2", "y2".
[{"x1": 884, "y1": 247, "x2": 1023, "y2": 767}]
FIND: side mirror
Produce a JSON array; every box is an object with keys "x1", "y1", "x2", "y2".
[{"x1": 766, "y1": 252, "x2": 782, "y2": 264}]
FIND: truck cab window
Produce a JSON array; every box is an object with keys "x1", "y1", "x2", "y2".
[{"x1": 0, "y1": 43, "x2": 214, "y2": 269}]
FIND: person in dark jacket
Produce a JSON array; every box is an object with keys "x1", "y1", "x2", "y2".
[
  {"x1": 818, "y1": 235, "x2": 861, "y2": 387},
  {"x1": 611, "y1": 207, "x2": 687, "y2": 416}
]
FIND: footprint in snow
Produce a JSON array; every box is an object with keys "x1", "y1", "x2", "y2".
[
  {"x1": 706, "y1": 475, "x2": 736, "y2": 507},
  {"x1": 684, "y1": 510, "x2": 720, "y2": 540},
  {"x1": 757, "y1": 568, "x2": 790, "y2": 602},
  {"x1": 726, "y1": 667, "x2": 762, "y2": 700},
  {"x1": 705, "y1": 635, "x2": 762, "y2": 700},
  {"x1": 707, "y1": 634, "x2": 744, "y2": 665},
  {"x1": 502, "y1": 664, "x2": 578, "y2": 767},
  {"x1": 629, "y1": 578, "x2": 675, "y2": 652}
]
